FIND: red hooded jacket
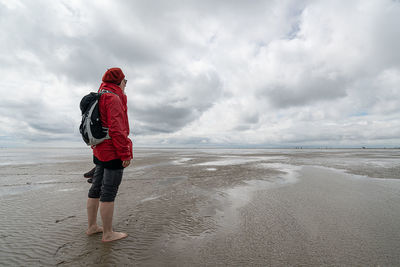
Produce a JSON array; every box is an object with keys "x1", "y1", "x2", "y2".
[{"x1": 92, "y1": 82, "x2": 133, "y2": 162}]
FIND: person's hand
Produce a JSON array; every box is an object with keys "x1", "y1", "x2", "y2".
[{"x1": 122, "y1": 160, "x2": 131, "y2": 168}]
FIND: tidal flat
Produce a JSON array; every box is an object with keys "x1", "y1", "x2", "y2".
[{"x1": 0, "y1": 148, "x2": 399, "y2": 266}]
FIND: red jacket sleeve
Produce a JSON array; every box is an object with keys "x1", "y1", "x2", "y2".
[{"x1": 105, "y1": 95, "x2": 132, "y2": 161}]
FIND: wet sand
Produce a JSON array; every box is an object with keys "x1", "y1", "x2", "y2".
[{"x1": 0, "y1": 149, "x2": 399, "y2": 266}]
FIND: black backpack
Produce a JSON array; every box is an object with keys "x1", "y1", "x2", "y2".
[{"x1": 79, "y1": 90, "x2": 117, "y2": 146}]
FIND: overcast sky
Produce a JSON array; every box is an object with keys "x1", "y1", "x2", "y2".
[{"x1": 0, "y1": 0, "x2": 399, "y2": 148}]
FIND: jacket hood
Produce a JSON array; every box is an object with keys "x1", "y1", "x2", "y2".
[{"x1": 99, "y1": 82, "x2": 127, "y2": 107}]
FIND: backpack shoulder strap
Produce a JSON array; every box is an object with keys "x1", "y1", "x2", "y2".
[{"x1": 99, "y1": 89, "x2": 119, "y2": 97}]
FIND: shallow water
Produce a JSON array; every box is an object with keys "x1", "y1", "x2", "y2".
[
  {"x1": 0, "y1": 148, "x2": 399, "y2": 266},
  {"x1": 0, "y1": 147, "x2": 89, "y2": 166}
]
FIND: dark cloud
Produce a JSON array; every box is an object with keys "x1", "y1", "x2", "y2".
[
  {"x1": 233, "y1": 112, "x2": 260, "y2": 131},
  {"x1": 263, "y1": 76, "x2": 348, "y2": 108},
  {"x1": 130, "y1": 69, "x2": 223, "y2": 134},
  {"x1": 0, "y1": 97, "x2": 77, "y2": 144},
  {"x1": 132, "y1": 105, "x2": 198, "y2": 134}
]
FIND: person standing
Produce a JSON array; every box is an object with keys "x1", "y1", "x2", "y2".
[{"x1": 85, "y1": 67, "x2": 133, "y2": 242}]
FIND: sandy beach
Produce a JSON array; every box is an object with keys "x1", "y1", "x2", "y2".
[{"x1": 0, "y1": 148, "x2": 399, "y2": 266}]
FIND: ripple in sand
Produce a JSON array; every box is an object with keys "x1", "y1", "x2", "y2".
[
  {"x1": 141, "y1": 195, "x2": 161, "y2": 202},
  {"x1": 0, "y1": 184, "x2": 51, "y2": 197},
  {"x1": 256, "y1": 162, "x2": 301, "y2": 184},
  {"x1": 58, "y1": 188, "x2": 78, "y2": 192},
  {"x1": 158, "y1": 176, "x2": 188, "y2": 186}
]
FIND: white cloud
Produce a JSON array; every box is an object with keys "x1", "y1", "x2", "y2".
[{"x1": 0, "y1": 0, "x2": 399, "y2": 148}]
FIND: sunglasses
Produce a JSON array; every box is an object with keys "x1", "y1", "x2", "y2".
[{"x1": 124, "y1": 79, "x2": 127, "y2": 85}]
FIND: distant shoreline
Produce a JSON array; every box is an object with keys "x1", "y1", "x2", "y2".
[{"x1": 1, "y1": 146, "x2": 399, "y2": 150}]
